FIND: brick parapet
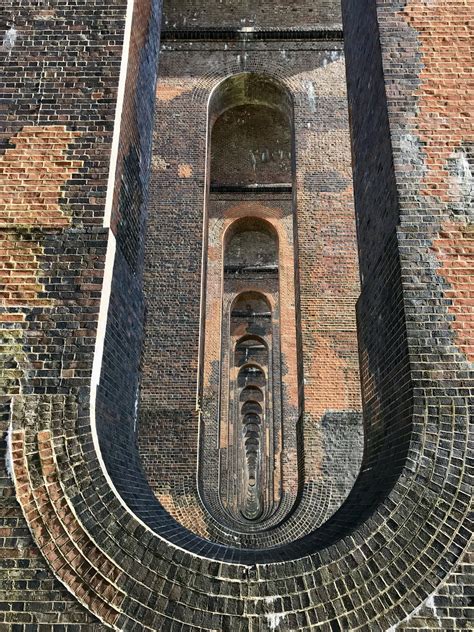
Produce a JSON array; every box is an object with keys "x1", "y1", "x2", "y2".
[{"x1": 161, "y1": 0, "x2": 342, "y2": 31}]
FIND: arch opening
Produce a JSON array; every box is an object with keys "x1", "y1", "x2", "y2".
[{"x1": 197, "y1": 72, "x2": 303, "y2": 531}]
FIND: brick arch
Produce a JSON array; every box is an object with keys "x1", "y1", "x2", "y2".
[
  {"x1": 191, "y1": 62, "x2": 362, "y2": 531},
  {"x1": 223, "y1": 215, "x2": 280, "y2": 247},
  {"x1": 8, "y1": 1, "x2": 472, "y2": 630},
  {"x1": 191, "y1": 61, "x2": 312, "y2": 112}
]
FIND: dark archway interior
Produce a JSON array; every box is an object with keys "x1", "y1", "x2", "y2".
[{"x1": 211, "y1": 104, "x2": 292, "y2": 186}]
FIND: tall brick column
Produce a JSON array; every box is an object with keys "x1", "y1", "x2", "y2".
[{"x1": 1, "y1": 0, "x2": 162, "y2": 627}]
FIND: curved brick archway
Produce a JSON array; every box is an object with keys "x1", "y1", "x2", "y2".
[{"x1": 4, "y1": 0, "x2": 473, "y2": 630}]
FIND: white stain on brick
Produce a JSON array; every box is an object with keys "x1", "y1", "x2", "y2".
[
  {"x1": 265, "y1": 612, "x2": 285, "y2": 631},
  {"x1": 5, "y1": 422, "x2": 13, "y2": 481},
  {"x1": 425, "y1": 594, "x2": 443, "y2": 628},
  {"x1": 2, "y1": 26, "x2": 17, "y2": 53},
  {"x1": 304, "y1": 81, "x2": 316, "y2": 113},
  {"x1": 449, "y1": 148, "x2": 473, "y2": 212}
]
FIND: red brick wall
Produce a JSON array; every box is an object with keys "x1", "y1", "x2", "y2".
[
  {"x1": 343, "y1": 1, "x2": 473, "y2": 629},
  {"x1": 0, "y1": 0, "x2": 161, "y2": 627},
  {"x1": 1, "y1": 1, "x2": 471, "y2": 630}
]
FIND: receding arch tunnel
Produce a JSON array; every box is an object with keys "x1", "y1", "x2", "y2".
[
  {"x1": 90, "y1": 60, "x2": 414, "y2": 562},
  {"x1": 105, "y1": 70, "x2": 373, "y2": 554},
  {"x1": 90, "y1": 41, "x2": 420, "y2": 561},
  {"x1": 196, "y1": 73, "x2": 304, "y2": 531}
]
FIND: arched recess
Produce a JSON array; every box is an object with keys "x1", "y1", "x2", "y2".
[
  {"x1": 197, "y1": 72, "x2": 303, "y2": 531},
  {"x1": 237, "y1": 364, "x2": 266, "y2": 389}
]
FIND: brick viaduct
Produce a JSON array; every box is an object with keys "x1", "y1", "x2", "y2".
[{"x1": 0, "y1": 1, "x2": 472, "y2": 630}]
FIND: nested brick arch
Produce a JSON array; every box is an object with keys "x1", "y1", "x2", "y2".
[
  {"x1": 8, "y1": 0, "x2": 472, "y2": 630},
  {"x1": 197, "y1": 72, "x2": 306, "y2": 531},
  {"x1": 241, "y1": 400, "x2": 264, "y2": 415},
  {"x1": 237, "y1": 364, "x2": 266, "y2": 388},
  {"x1": 191, "y1": 63, "x2": 316, "y2": 114},
  {"x1": 188, "y1": 62, "x2": 364, "y2": 538},
  {"x1": 239, "y1": 385, "x2": 264, "y2": 403},
  {"x1": 223, "y1": 215, "x2": 280, "y2": 250}
]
